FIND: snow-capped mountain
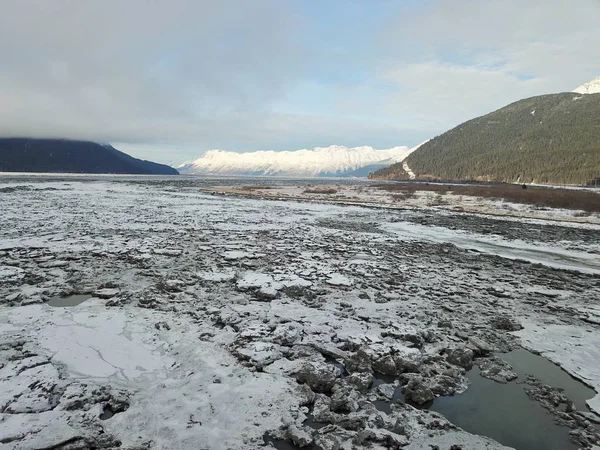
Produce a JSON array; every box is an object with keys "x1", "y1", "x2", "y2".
[
  {"x1": 573, "y1": 77, "x2": 600, "y2": 94},
  {"x1": 177, "y1": 145, "x2": 418, "y2": 177}
]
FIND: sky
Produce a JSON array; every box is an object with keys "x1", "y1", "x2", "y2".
[{"x1": 0, "y1": 0, "x2": 599, "y2": 164}]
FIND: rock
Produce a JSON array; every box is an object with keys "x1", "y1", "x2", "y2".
[
  {"x1": 255, "y1": 286, "x2": 279, "y2": 301},
  {"x1": 271, "y1": 323, "x2": 301, "y2": 346},
  {"x1": 94, "y1": 288, "x2": 120, "y2": 299},
  {"x1": 490, "y1": 314, "x2": 524, "y2": 331},
  {"x1": 429, "y1": 374, "x2": 464, "y2": 396},
  {"x1": 38, "y1": 260, "x2": 69, "y2": 268},
  {"x1": 346, "y1": 372, "x2": 373, "y2": 392},
  {"x1": 353, "y1": 428, "x2": 409, "y2": 449},
  {"x1": 468, "y1": 336, "x2": 494, "y2": 355},
  {"x1": 393, "y1": 350, "x2": 422, "y2": 372},
  {"x1": 345, "y1": 348, "x2": 372, "y2": 373},
  {"x1": 404, "y1": 378, "x2": 434, "y2": 405},
  {"x1": 295, "y1": 362, "x2": 342, "y2": 393},
  {"x1": 446, "y1": 348, "x2": 474, "y2": 370},
  {"x1": 154, "y1": 321, "x2": 171, "y2": 331},
  {"x1": 232, "y1": 341, "x2": 282, "y2": 368},
  {"x1": 372, "y1": 354, "x2": 397, "y2": 376},
  {"x1": 314, "y1": 433, "x2": 341, "y2": 450},
  {"x1": 310, "y1": 343, "x2": 350, "y2": 362},
  {"x1": 312, "y1": 394, "x2": 335, "y2": 423},
  {"x1": 153, "y1": 248, "x2": 182, "y2": 256},
  {"x1": 295, "y1": 384, "x2": 316, "y2": 406},
  {"x1": 285, "y1": 425, "x2": 313, "y2": 447},
  {"x1": 376, "y1": 383, "x2": 396, "y2": 400},
  {"x1": 5, "y1": 292, "x2": 22, "y2": 303},
  {"x1": 478, "y1": 358, "x2": 518, "y2": 383},
  {"x1": 330, "y1": 382, "x2": 360, "y2": 413}
]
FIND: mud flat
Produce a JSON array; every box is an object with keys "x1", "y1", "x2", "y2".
[{"x1": 1, "y1": 176, "x2": 599, "y2": 450}]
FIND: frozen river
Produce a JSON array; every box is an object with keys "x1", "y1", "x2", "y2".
[{"x1": 1, "y1": 176, "x2": 599, "y2": 449}]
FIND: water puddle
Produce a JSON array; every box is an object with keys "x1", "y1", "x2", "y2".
[
  {"x1": 502, "y1": 349, "x2": 596, "y2": 412},
  {"x1": 99, "y1": 402, "x2": 129, "y2": 420},
  {"x1": 99, "y1": 404, "x2": 116, "y2": 420},
  {"x1": 431, "y1": 364, "x2": 580, "y2": 450},
  {"x1": 47, "y1": 294, "x2": 92, "y2": 307}
]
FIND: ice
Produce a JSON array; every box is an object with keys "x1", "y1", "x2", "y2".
[
  {"x1": 516, "y1": 322, "x2": 600, "y2": 415},
  {"x1": 0, "y1": 176, "x2": 599, "y2": 449},
  {"x1": 8, "y1": 306, "x2": 171, "y2": 382}
]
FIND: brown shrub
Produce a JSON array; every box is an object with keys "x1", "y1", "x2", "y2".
[
  {"x1": 303, "y1": 188, "x2": 338, "y2": 195},
  {"x1": 390, "y1": 190, "x2": 417, "y2": 202},
  {"x1": 374, "y1": 183, "x2": 600, "y2": 213}
]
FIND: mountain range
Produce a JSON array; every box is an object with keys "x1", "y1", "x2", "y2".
[
  {"x1": 370, "y1": 78, "x2": 600, "y2": 186},
  {"x1": 0, "y1": 138, "x2": 178, "y2": 175},
  {"x1": 177, "y1": 145, "x2": 419, "y2": 177}
]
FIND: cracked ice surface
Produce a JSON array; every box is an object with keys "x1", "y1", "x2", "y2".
[{"x1": 0, "y1": 177, "x2": 599, "y2": 449}]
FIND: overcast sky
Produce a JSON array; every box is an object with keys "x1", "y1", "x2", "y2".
[{"x1": 1, "y1": 0, "x2": 599, "y2": 163}]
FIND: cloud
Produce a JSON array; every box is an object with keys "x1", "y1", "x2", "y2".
[
  {"x1": 0, "y1": 1, "x2": 309, "y2": 144},
  {"x1": 0, "y1": 0, "x2": 599, "y2": 162},
  {"x1": 370, "y1": 0, "x2": 600, "y2": 128}
]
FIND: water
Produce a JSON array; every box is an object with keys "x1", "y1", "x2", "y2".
[
  {"x1": 47, "y1": 294, "x2": 91, "y2": 307},
  {"x1": 430, "y1": 349, "x2": 596, "y2": 450},
  {"x1": 99, "y1": 404, "x2": 116, "y2": 420},
  {"x1": 502, "y1": 349, "x2": 596, "y2": 412},
  {"x1": 431, "y1": 367, "x2": 578, "y2": 450}
]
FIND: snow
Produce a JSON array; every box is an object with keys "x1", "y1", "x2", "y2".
[
  {"x1": 8, "y1": 305, "x2": 171, "y2": 382},
  {"x1": 325, "y1": 273, "x2": 353, "y2": 286},
  {"x1": 516, "y1": 322, "x2": 600, "y2": 415},
  {"x1": 1, "y1": 176, "x2": 599, "y2": 449},
  {"x1": 383, "y1": 221, "x2": 600, "y2": 275},
  {"x1": 178, "y1": 145, "x2": 417, "y2": 176},
  {"x1": 573, "y1": 77, "x2": 600, "y2": 94},
  {"x1": 403, "y1": 161, "x2": 416, "y2": 179},
  {"x1": 0, "y1": 302, "x2": 300, "y2": 450}
]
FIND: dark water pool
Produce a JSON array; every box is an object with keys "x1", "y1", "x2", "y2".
[
  {"x1": 47, "y1": 294, "x2": 92, "y2": 307},
  {"x1": 369, "y1": 349, "x2": 596, "y2": 450},
  {"x1": 432, "y1": 368, "x2": 576, "y2": 450},
  {"x1": 430, "y1": 349, "x2": 596, "y2": 450}
]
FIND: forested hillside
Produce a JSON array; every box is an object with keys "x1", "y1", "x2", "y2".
[
  {"x1": 371, "y1": 93, "x2": 600, "y2": 185},
  {"x1": 0, "y1": 138, "x2": 178, "y2": 175}
]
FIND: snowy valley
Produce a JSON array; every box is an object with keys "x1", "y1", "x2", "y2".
[{"x1": 1, "y1": 175, "x2": 599, "y2": 450}]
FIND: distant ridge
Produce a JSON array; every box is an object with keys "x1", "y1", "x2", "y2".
[
  {"x1": 178, "y1": 145, "x2": 418, "y2": 177},
  {"x1": 0, "y1": 138, "x2": 178, "y2": 175}
]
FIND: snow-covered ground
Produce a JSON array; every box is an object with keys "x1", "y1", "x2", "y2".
[
  {"x1": 1, "y1": 177, "x2": 599, "y2": 449},
  {"x1": 210, "y1": 183, "x2": 600, "y2": 226}
]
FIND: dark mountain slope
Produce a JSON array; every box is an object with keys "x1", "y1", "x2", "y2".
[
  {"x1": 0, "y1": 138, "x2": 178, "y2": 175},
  {"x1": 371, "y1": 92, "x2": 600, "y2": 185}
]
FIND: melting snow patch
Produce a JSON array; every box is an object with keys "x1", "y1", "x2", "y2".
[
  {"x1": 197, "y1": 270, "x2": 236, "y2": 282},
  {"x1": 222, "y1": 250, "x2": 251, "y2": 261},
  {"x1": 326, "y1": 273, "x2": 353, "y2": 286},
  {"x1": 0, "y1": 265, "x2": 24, "y2": 280}
]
